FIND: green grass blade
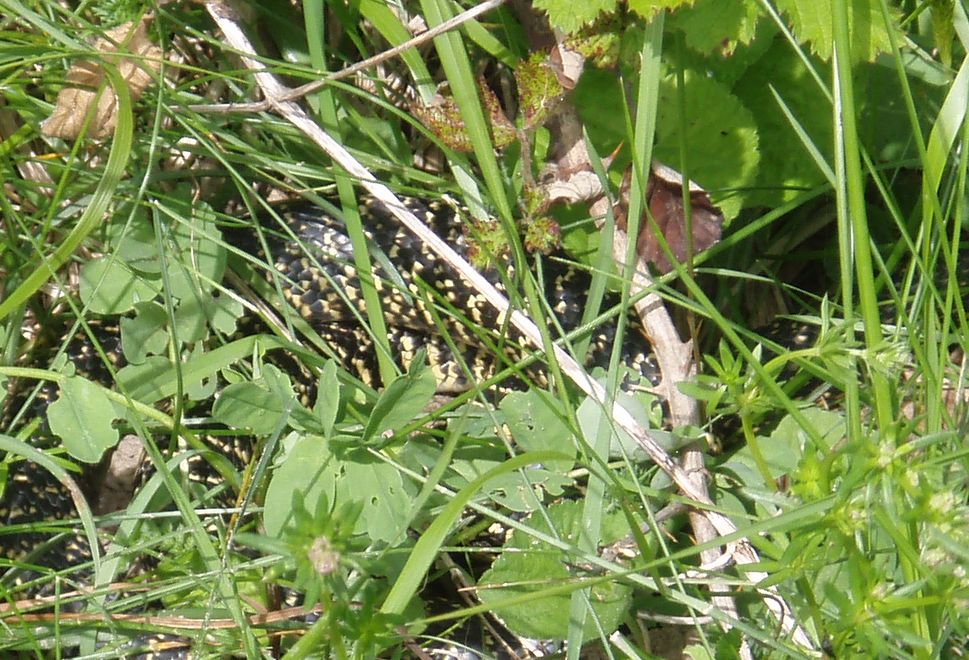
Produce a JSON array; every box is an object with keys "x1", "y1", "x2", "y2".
[{"x1": 0, "y1": 68, "x2": 132, "y2": 324}]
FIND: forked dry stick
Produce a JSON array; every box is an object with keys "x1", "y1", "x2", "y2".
[
  {"x1": 204, "y1": 1, "x2": 815, "y2": 652},
  {"x1": 191, "y1": 0, "x2": 505, "y2": 114}
]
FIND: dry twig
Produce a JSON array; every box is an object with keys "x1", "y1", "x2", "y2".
[{"x1": 190, "y1": 0, "x2": 505, "y2": 113}]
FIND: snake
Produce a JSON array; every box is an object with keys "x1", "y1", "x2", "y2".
[
  {"x1": 0, "y1": 194, "x2": 662, "y2": 586},
  {"x1": 239, "y1": 195, "x2": 662, "y2": 392}
]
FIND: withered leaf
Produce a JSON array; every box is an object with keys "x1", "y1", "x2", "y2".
[
  {"x1": 41, "y1": 18, "x2": 162, "y2": 140},
  {"x1": 615, "y1": 162, "x2": 724, "y2": 274}
]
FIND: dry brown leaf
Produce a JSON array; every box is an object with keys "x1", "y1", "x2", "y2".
[{"x1": 41, "y1": 17, "x2": 162, "y2": 140}]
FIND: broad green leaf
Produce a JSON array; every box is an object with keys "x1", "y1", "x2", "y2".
[
  {"x1": 108, "y1": 211, "x2": 160, "y2": 274},
  {"x1": 533, "y1": 0, "x2": 618, "y2": 34},
  {"x1": 654, "y1": 70, "x2": 760, "y2": 221},
  {"x1": 79, "y1": 256, "x2": 160, "y2": 314},
  {"x1": 173, "y1": 293, "x2": 214, "y2": 344},
  {"x1": 573, "y1": 68, "x2": 628, "y2": 150},
  {"x1": 336, "y1": 451, "x2": 410, "y2": 543},
  {"x1": 929, "y1": 0, "x2": 955, "y2": 68},
  {"x1": 313, "y1": 361, "x2": 341, "y2": 438},
  {"x1": 121, "y1": 301, "x2": 169, "y2": 364},
  {"x1": 722, "y1": 407, "x2": 846, "y2": 486},
  {"x1": 164, "y1": 203, "x2": 225, "y2": 300},
  {"x1": 361, "y1": 354, "x2": 435, "y2": 443},
  {"x1": 732, "y1": 41, "x2": 832, "y2": 207},
  {"x1": 577, "y1": 389, "x2": 684, "y2": 462},
  {"x1": 628, "y1": 0, "x2": 696, "y2": 22},
  {"x1": 446, "y1": 434, "x2": 569, "y2": 512},
  {"x1": 208, "y1": 291, "x2": 244, "y2": 336},
  {"x1": 264, "y1": 436, "x2": 412, "y2": 544},
  {"x1": 448, "y1": 456, "x2": 547, "y2": 512},
  {"x1": 212, "y1": 365, "x2": 295, "y2": 435},
  {"x1": 48, "y1": 376, "x2": 120, "y2": 463},
  {"x1": 775, "y1": 0, "x2": 901, "y2": 63},
  {"x1": 500, "y1": 390, "x2": 576, "y2": 472},
  {"x1": 381, "y1": 451, "x2": 571, "y2": 615},
  {"x1": 212, "y1": 381, "x2": 287, "y2": 435},
  {"x1": 264, "y1": 433, "x2": 338, "y2": 538},
  {"x1": 183, "y1": 343, "x2": 220, "y2": 401},
  {"x1": 666, "y1": 0, "x2": 762, "y2": 56},
  {"x1": 116, "y1": 355, "x2": 174, "y2": 403},
  {"x1": 477, "y1": 500, "x2": 632, "y2": 641}
]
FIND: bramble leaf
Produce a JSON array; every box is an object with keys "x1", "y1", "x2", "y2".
[
  {"x1": 533, "y1": 0, "x2": 618, "y2": 34},
  {"x1": 628, "y1": 0, "x2": 696, "y2": 22},
  {"x1": 654, "y1": 71, "x2": 760, "y2": 221},
  {"x1": 667, "y1": 0, "x2": 762, "y2": 56},
  {"x1": 775, "y1": 0, "x2": 901, "y2": 62},
  {"x1": 732, "y1": 41, "x2": 832, "y2": 207}
]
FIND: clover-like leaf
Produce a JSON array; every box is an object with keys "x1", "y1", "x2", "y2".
[
  {"x1": 79, "y1": 256, "x2": 160, "y2": 315},
  {"x1": 48, "y1": 375, "x2": 120, "y2": 463}
]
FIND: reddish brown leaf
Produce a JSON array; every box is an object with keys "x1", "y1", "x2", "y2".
[{"x1": 616, "y1": 162, "x2": 723, "y2": 274}]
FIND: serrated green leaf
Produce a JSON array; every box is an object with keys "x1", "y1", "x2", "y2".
[
  {"x1": 732, "y1": 41, "x2": 832, "y2": 207},
  {"x1": 48, "y1": 376, "x2": 120, "y2": 463},
  {"x1": 667, "y1": 0, "x2": 761, "y2": 55},
  {"x1": 776, "y1": 0, "x2": 901, "y2": 63},
  {"x1": 79, "y1": 256, "x2": 160, "y2": 314},
  {"x1": 361, "y1": 354, "x2": 435, "y2": 443},
  {"x1": 533, "y1": 0, "x2": 618, "y2": 34},
  {"x1": 668, "y1": 19, "x2": 779, "y2": 88},
  {"x1": 628, "y1": 0, "x2": 695, "y2": 21},
  {"x1": 654, "y1": 70, "x2": 760, "y2": 221}
]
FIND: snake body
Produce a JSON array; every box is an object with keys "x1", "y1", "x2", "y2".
[{"x1": 242, "y1": 196, "x2": 661, "y2": 393}]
